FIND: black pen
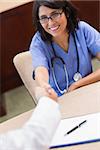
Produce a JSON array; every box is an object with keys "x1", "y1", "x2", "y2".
[{"x1": 64, "y1": 120, "x2": 87, "y2": 136}]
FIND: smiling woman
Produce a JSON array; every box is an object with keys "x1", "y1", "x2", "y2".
[{"x1": 29, "y1": 0, "x2": 100, "y2": 98}]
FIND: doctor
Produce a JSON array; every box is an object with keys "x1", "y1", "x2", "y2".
[{"x1": 0, "y1": 87, "x2": 61, "y2": 150}]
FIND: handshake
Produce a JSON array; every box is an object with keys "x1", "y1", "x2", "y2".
[{"x1": 34, "y1": 86, "x2": 58, "y2": 102}]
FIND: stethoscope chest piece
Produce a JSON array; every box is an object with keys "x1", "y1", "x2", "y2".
[
  {"x1": 73, "y1": 72, "x2": 82, "y2": 82},
  {"x1": 50, "y1": 32, "x2": 82, "y2": 94}
]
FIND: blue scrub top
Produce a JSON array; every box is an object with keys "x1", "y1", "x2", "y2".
[{"x1": 30, "y1": 21, "x2": 100, "y2": 96}]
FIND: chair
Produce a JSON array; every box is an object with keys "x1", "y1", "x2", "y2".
[{"x1": 13, "y1": 51, "x2": 38, "y2": 105}]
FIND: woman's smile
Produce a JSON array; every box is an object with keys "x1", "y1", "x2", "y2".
[{"x1": 49, "y1": 25, "x2": 60, "y2": 32}]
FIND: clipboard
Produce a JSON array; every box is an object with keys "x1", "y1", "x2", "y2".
[{"x1": 50, "y1": 112, "x2": 100, "y2": 149}]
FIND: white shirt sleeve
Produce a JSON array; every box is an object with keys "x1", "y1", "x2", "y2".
[{"x1": 0, "y1": 97, "x2": 61, "y2": 150}]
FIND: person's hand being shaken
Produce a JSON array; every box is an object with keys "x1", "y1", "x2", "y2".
[{"x1": 35, "y1": 84, "x2": 58, "y2": 102}]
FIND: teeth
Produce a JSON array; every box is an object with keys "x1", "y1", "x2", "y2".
[{"x1": 50, "y1": 26, "x2": 59, "y2": 31}]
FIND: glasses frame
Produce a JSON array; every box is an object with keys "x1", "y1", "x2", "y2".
[{"x1": 39, "y1": 10, "x2": 64, "y2": 24}]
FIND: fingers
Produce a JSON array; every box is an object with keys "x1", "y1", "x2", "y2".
[
  {"x1": 68, "y1": 82, "x2": 78, "y2": 92},
  {"x1": 45, "y1": 85, "x2": 53, "y2": 94},
  {"x1": 42, "y1": 83, "x2": 58, "y2": 98},
  {"x1": 35, "y1": 86, "x2": 58, "y2": 102},
  {"x1": 45, "y1": 86, "x2": 58, "y2": 101}
]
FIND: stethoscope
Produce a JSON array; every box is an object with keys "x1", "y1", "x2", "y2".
[{"x1": 50, "y1": 32, "x2": 82, "y2": 94}]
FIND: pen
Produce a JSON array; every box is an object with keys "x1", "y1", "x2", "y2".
[{"x1": 64, "y1": 120, "x2": 87, "y2": 136}]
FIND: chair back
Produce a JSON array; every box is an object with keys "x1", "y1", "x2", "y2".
[{"x1": 13, "y1": 51, "x2": 38, "y2": 104}]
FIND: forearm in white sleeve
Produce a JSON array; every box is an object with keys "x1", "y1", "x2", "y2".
[{"x1": 0, "y1": 96, "x2": 61, "y2": 150}]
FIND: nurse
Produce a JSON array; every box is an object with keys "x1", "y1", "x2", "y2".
[{"x1": 30, "y1": 0, "x2": 100, "y2": 97}]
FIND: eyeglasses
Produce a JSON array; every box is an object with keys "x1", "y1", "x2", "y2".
[{"x1": 39, "y1": 10, "x2": 63, "y2": 24}]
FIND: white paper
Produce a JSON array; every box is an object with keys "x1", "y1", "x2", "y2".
[{"x1": 50, "y1": 112, "x2": 100, "y2": 149}]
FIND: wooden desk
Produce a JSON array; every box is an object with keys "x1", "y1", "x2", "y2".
[{"x1": 0, "y1": 82, "x2": 100, "y2": 149}]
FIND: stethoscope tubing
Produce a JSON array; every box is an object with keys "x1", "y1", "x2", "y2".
[
  {"x1": 51, "y1": 59, "x2": 69, "y2": 94},
  {"x1": 50, "y1": 32, "x2": 81, "y2": 94}
]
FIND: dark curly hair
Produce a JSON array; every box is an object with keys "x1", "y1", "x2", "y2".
[{"x1": 32, "y1": 0, "x2": 79, "y2": 41}]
